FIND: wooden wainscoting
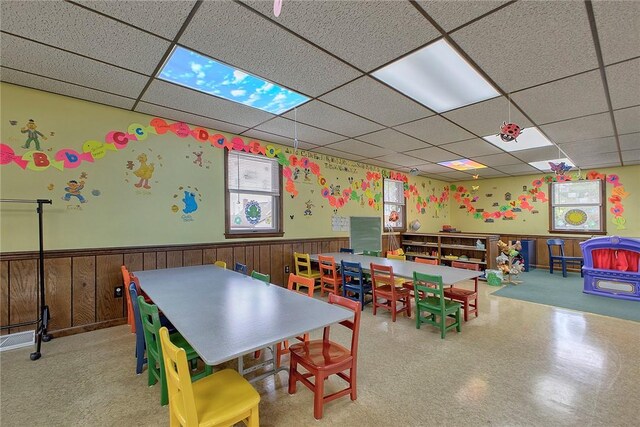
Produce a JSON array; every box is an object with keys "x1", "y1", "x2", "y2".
[{"x1": 1, "y1": 236, "x2": 376, "y2": 337}]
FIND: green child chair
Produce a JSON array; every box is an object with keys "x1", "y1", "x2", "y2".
[
  {"x1": 413, "y1": 272, "x2": 462, "y2": 339},
  {"x1": 137, "y1": 296, "x2": 212, "y2": 406}
]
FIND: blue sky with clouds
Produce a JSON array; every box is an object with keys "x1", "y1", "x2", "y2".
[{"x1": 158, "y1": 46, "x2": 309, "y2": 115}]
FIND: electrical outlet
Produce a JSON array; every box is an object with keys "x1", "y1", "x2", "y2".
[
  {"x1": 284, "y1": 265, "x2": 290, "y2": 273},
  {"x1": 114, "y1": 286, "x2": 123, "y2": 298}
]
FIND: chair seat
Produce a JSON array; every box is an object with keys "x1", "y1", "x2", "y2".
[
  {"x1": 300, "y1": 270, "x2": 322, "y2": 279},
  {"x1": 289, "y1": 340, "x2": 352, "y2": 369},
  {"x1": 417, "y1": 297, "x2": 461, "y2": 313},
  {"x1": 185, "y1": 369, "x2": 260, "y2": 427},
  {"x1": 344, "y1": 283, "x2": 371, "y2": 292},
  {"x1": 444, "y1": 288, "x2": 477, "y2": 298},
  {"x1": 170, "y1": 332, "x2": 200, "y2": 360},
  {"x1": 375, "y1": 284, "x2": 411, "y2": 298},
  {"x1": 551, "y1": 256, "x2": 583, "y2": 262}
]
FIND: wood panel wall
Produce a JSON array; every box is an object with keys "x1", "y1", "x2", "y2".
[
  {"x1": 0, "y1": 237, "x2": 361, "y2": 337},
  {"x1": 498, "y1": 234, "x2": 588, "y2": 271}
]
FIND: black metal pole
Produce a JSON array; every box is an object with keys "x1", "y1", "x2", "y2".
[{"x1": 30, "y1": 199, "x2": 52, "y2": 360}]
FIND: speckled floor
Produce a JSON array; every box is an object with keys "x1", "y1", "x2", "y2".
[{"x1": 2, "y1": 280, "x2": 639, "y2": 427}]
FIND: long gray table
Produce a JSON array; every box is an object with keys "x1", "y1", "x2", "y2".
[
  {"x1": 135, "y1": 265, "x2": 352, "y2": 382},
  {"x1": 310, "y1": 253, "x2": 482, "y2": 285}
]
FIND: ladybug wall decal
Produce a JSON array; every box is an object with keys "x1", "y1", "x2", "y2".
[{"x1": 498, "y1": 122, "x2": 523, "y2": 142}]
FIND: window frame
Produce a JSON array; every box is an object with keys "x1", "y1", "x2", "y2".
[
  {"x1": 548, "y1": 179, "x2": 606, "y2": 235},
  {"x1": 383, "y1": 178, "x2": 407, "y2": 232},
  {"x1": 224, "y1": 150, "x2": 284, "y2": 238}
]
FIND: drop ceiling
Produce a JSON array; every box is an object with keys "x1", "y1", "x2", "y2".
[{"x1": 1, "y1": 0, "x2": 638, "y2": 182}]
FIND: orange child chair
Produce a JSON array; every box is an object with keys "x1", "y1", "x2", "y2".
[
  {"x1": 318, "y1": 255, "x2": 342, "y2": 296},
  {"x1": 288, "y1": 293, "x2": 362, "y2": 420},
  {"x1": 416, "y1": 257, "x2": 439, "y2": 265},
  {"x1": 274, "y1": 274, "x2": 315, "y2": 368},
  {"x1": 122, "y1": 265, "x2": 135, "y2": 333},
  {"x1": 159, "y1": 327, "x2": 260, "y2": 427},
  {"x1": 370, "y1": 263, "x2": 412, "y2": 322},
  {"x1": 444, "y1": 261, "x2": 480, "y2": 321}
]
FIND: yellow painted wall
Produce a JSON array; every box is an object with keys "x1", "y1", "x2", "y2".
[
  {"x1": 449, "y1": 165, "x2": 639, "y2": 237},
  {"x1": 0, "y1": 84, "x2": 448, "y2": 252}
]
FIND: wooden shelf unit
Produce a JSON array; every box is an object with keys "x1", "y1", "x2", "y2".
[{"x1": 402, "y1": 232, "x2": 500, "y2": 270}]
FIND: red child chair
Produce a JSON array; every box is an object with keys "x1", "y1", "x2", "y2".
[{"x1": 444, "y1": 261, "x2": 480, "y2": 321}]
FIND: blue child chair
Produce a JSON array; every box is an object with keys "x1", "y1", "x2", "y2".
[
  {"x1": 234, "y1": 262, "x2": 248, "y2": 275},
  {"x1": 547, "y1": 239, "x2": 584, "y2": 278},
  {"x1": 341, "y1": 260, "x2": 372, "y2": 308}
]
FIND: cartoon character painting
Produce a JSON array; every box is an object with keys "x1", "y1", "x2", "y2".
[
  {"x1": 304, "y1": 200, "x2": 314, "y2": 216},
  {"x1": 182, "y1": 191, "x2": 198, "y2": 214},
  {"x1": 21, "y1": 119, "x2": 48, "y2": 150},
  {"x1": 62, "y1": 180, "x2": 87, "y2": 203},
  {"x1": 193, "y1": 151, "x2": 203, "y2": 167},
  {"x1": 133, "y1": 153, "x2": 155, "y2": 189}
]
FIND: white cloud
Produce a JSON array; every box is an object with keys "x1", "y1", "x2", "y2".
[
  {"x1": 190, "y1": 63, "x2": 202, "y2": 73},
  {"x1": 258, "y1": 82, "x2": 274, "y2": 93},
  {"x1": 230, "y1": 89, "x2": 246, "y2": 97},
  {"x1": 232, "y1": 70, "x2": 248, "y2": 83},
  {"x1": 196, "y1": 80, "x2": 205, "y2": 86},
  {"x1": 244, "y1": 93, "x2": 261, "y2": 106},
  {"x1": 273, "y1": 93, "x2": 286, "y2": 102}
]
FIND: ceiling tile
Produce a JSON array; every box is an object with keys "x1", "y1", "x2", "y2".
[
  {"x1": 179, "y1": 1, "x2": 361, "y2": 97},
  {"x1": 142, "y1": 80, "x2": 274, "y2": 128},
  {"x1": 0, "y1": 1, "x2": 170, "y2": 75},
  {"x1": 606, "y1": 59, "x2": 640, "y2": 110},
  {"x1": 579, "y1": 161, "x2": 622, "y2": 168},
  {"x1": 77, "y1": 0, "x2": 197, "y2": 40},
  {"x1": 135, "y1": 102, "x2": 247, "y2": 135},
  {"x1": 0, "y1": 34, "x2": 149, "y2": 97},
  {"x1": 364, "y1": 159, "x2": 403, "y2": 169},
  {"x1": 0, "y1": 68, "x2": 135, "y2": 110},
  {"x1": 395, "y1": 116, "x2": 474, "y2": 145},
  {"x1": 241, "y1": 0, "x2": 439, "y2": 72},
  {"x1": 369, "y1": 153, "x2": 425, "y2": 167},
  {"x1": 451, "y1": 0, "x2": 597, "y2": 92},
  {"x1": 439, "y1": 170, "x2": 475, "y2": 180},
  {"x1": 440, "y1": 138, "x2": 504, "y2": 157},
  {"x1": 468, "y1": 168, "x2": 509, "y2": 177},
  {"x1": 357, "y1": 129, "x2": 431, "y2": 151},
  {"x1": 416, "y1": 0, "x2": 511, "y2": 32},
  {"x1": 324, "y1": 140, "x2": 395, "y2": 157},
  {"x1": 240, "y1": 129, "x2": 316, "y2": 150},
  {"x1": 512, "y1": 146, "x2": 565, "y2": 162},
  {"x1": 540, "y1": 113, "x2": 614, "y2": 144},
  {"x1": 443, "y1": 96, "x2": 531, "y2": 138},
  {"x1": 252, "y1": 117, "x2": 345, "y2": 146},
  {"x1": 614, "y1": 106, "x2": 640, "y2": 135},
  {"x1": 573, "y1": 151, "x2": 622, "y2": 167},
  {"x1": 282, "y1": 101, "x2": 383, "y2": 137},
  {"x1": 311, "y1": 147, "x2": 366, "y2": 162},
  {"x1": 592, "y1": 0, "x2": 640, "y2": 65},
  {"x1": 619, "y1": 132, "x2": 639, "y2": 151},
  {"x1": 411, "y1": 163, "x2": 454, "y2": 174},
  {"x1": 319, "y1": 76, "x2": 434, "y2": 126},
  {"x1": 621, "y1": 149, "x2": 640, "y2": 163},
  {"x1": 494, "y1": 163, "x2": 541, "y2": 174},
  {"x1": 559, "y1": 136, "x2": 619, "y2": 157},
  {"x1": 404, "y1": 146, "x2": 459, "y2": 163},
  {"x1": 472, "y1": 153, "x2": 521, "y2": 167},
  {"x1": 511, "y1": 70, "x2": 608, "y2": 125}
]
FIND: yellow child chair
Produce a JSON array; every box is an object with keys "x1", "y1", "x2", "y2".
[
  {"x1": 293, "y1": 252, "x2": 321, "y2": 291},
  {"x1": 159, "y1": 327, "x2": 260, "y2": 427},
  {"x1": 213, "y1": 261, "x2": 227, "y2": 269},
  {"x1": 387, "y1": 254, "x2": 407, "y2": 261}
]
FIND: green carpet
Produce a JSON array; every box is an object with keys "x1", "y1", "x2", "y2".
[{"x1": 492, "y1": 268, "x2": 640, "y2": 322}]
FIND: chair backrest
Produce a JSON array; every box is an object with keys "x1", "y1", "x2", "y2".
[
  {"x1": 323, "y1": 294, "x2": 361, "y2": 361},
  {"x1": 293, "y1": 252, "x2": 313, "y2": 275},
  {"x1": 234, "y1": 262, "x2": 248, "y2": 275},
  {"x1": 121, "y1": 265, "x2": 131, "y2": 286},
  {"x1": 129, "y1": 283, "x2": 144, "y2": 337},
  {"x1": 214, "y1": 260, "x2": 227, "y2": 269},
  {"x1": 547, "y1": 239, "x2": 566, "y2": 257},
  {"x1": 159, "y1": 326, "x2": 198, "y2": 426},
  {"x1": 287, "y1": 273, "x2": 315, "y2": 297},
  {"x1": 137, "y1": 295, "x2": 163, "y2": 364},
  {"x1": 341, "y1": 261, "x2": 365, "y2": 285},
  {"x1": 451, "y1": 261, "x2": 480, "y2": 271},
  {"x1": 339, "y1": 248, "x2": 354, "y2": 254},
  {"x1": 363, "y1": 250, "x2": 382, "y2": 257},
  {"x1": 370, "y1": 263, "x2": 399, "y2": 298},
  {"x1": 387, "y1": 254, "x2": 406, "y2": 261},
  {"x1": 416, "y1": 257, "x2": 438, "y2": 265},
  {"x1": 318, "y1": 255, "x2": 339, "y2": 281},
  {"x1": 413, "y1": 272, "x2": 446, "y2": 310},
  {"x1": 122, "y1": 265, "x2": 134, "y2": 329},
  {"x1": 250, "y1": 270, "x2": 270, "y2": 283}
]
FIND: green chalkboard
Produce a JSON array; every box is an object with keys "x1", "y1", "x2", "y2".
[{"x1": 349, "y1": 216, "x2": 382, "y2": 254}]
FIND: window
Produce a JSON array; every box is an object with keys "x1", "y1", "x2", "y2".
[
  {"x1": 383, "y1": 178, "x2": 406, "y2": 231},
  {"x1": 549, "y1": 180, "x2": 606, "y2": 234},
  {"x1": 225, "y1": 151, "x2": 283, "y2": 238}
]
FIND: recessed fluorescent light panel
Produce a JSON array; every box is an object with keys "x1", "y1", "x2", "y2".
[
  {"x1": 372, "y1": 39, "x2": 499, "y2": 113},
  {"x1": 158, "y1": 46, "x2": 309, "y2": 115},
  {"x1": 438, "y1": 159, "x2": 487, "y2": 171},
  {"x1": 483, "y1": 127, "x2": 553, "y2": 152},
  {"x1": 529, "y1": 158, "x2": 575, "y2": 172}
]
